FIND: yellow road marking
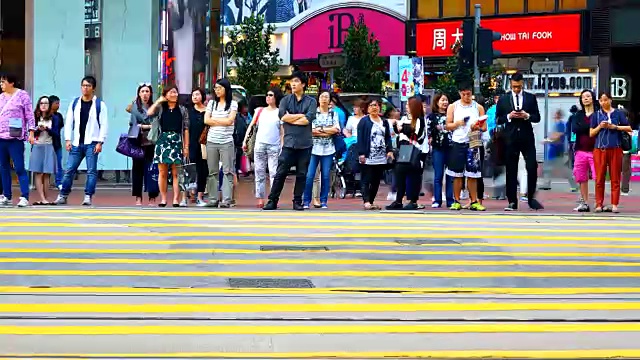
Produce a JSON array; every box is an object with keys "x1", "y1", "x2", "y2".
[
  {"x1": 4, "y1": 350, "x2": 640, "y2": 359},
  {"x1": 2, "y1": 231, "x2": 640, "y2": 241},
  {"x1": 1, "y1": 247, "x2": 639, "y2": 258},
  {"x1": 2, "y1": 215, "x2": 640, "y2": 227},
  {"x1": 3, "y1": 257, "x2": 639, "y2": 267},
  {"x1": 3, "y1": 302, "x2": 640, "y2": 313},
  {"x1": 2, "y1": 269, "x2": 640, "y2": 277},
  {"x1": 2, "y1": 323, "x2": 640, "y2": 335},
  {"x1": 2, "y1": 222, "x2": 639, "y2": 234},
  {"x1": 2, "y1": 286, "x2": 640, "y2": 295},
  {"x1": 3, "y1": 207, "x2": 628, "y2": 218}
]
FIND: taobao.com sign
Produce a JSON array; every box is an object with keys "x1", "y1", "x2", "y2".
[{"x1": 416, "y1": 14, "x2": 582, "y2": 57}]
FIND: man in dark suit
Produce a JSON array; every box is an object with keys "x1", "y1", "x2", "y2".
[{"x1": 496, "y1": 72, "x2": 544, "y2": 211}]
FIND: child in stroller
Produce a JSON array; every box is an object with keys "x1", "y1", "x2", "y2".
[{"x1": 331, "y1": 137, "x2": 361, "y2": 199}]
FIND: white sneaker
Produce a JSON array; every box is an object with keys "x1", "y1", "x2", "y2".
[
  {"x1": 17, "y1": 197, "x2": 29, "y2": 207},
  {"x1": 0, "y1": 195, "x2": 10, "y2": 206},
  {"x1": 387, "y1": 192, "x2": 397, "y2": 201},
  {"x1": 58, "y1": 185, "x2": 62, "y2": 190},
  {"x1": 82, "y1": 195, "x2": 92, "y2": 206},
  {"x1": 54, "y1": 194, "x2": 67, "y2": 205},
  {"x1": 460, "y1": 190, "x2": 469, "y2": 200},
  {"x1": 179, "y1": 199, "x2": 188, "y2": 207},
  {"x1": 621, "y1": 192, "x2": 630, "y2": 197},
  {"x1": 196, "y1": 199, "x2": 207, "y2": 207}
]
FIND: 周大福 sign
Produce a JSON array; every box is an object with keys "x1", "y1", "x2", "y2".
[
  {"x1": 501, "y1": 73, "x2": 596, "y2": 95},
  {"x1": 416, "y1": 14, "x2": 581, "y2": 57}
]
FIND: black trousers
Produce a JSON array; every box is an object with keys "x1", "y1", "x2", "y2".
[
  {"x1": 395, "y1": 163, "x2": 421, "y2": 203},
  {"x1": 477, "y1": 146, "x2": 485, "y2": 199},
  {"x1": 189, "y1": 145, "x2": 209, "y2": 194},
  {"x1": 132, "y1": 145, "x2": 157, "y2": 199},
  {"x1": 505, "y1": 139, "x2": 538, "y2": 204},
  {"x1": 268, "y1": 147, "x2": 311, "y2": 204},
  {"x1": 235, "y1": 146, "x2": 243, "y2": 172},
  {"x1": 360, "y1": 164, "x2": 385, "y2": 204}
]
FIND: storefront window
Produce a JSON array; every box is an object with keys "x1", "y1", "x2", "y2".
[
  {"x1": 85, "y1": 0, "x2": 102, "y2": 95},
  {"x1": 499, "y1": 0, "x2": 524, "y2": 14},
  {"x1": 417, "y1": 0, "x2": 439, "y2": 19},
  {"x1": 559, "y1": 0, "x2": 586, "y2": 10},
  {"x1": 0, "y1": 0, "x2": 26, "y2": 86},
  {"x1": 527, "y1": 0, "x2": 555, "y2": 12},
  {"x1": 443, "y1": 0, "x2": 466, "y2": 18},
  {"x1": 471, "y1": 0, "x2": 495, "y2": 15}
]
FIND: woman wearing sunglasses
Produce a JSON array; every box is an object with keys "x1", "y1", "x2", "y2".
[{"x1": 243, "y1": 88, "x2": 283, "y2": 208}]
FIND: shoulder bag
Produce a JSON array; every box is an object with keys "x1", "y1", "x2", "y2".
[{"x1": 245, "y1": 107, "x2": 264, "y2": 159}]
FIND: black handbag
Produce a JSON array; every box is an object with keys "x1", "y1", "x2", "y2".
[
  {"x1": 621, "y1": 131, "x2": 632, "y2": 152},
  {"x1": 397, "y1": 144, "x2": 421, "y2": 168}
]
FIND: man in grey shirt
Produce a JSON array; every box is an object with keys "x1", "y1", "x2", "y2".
[{"x1": 264, "y1": 71, "x2": 317, "y2": 211}]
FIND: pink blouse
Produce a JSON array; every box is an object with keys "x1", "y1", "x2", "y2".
[{"x1": 0, "y1": 90, "x2": 36, "y2": 141}]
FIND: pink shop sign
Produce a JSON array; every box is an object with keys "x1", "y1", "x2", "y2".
[{"x1": 291, "y1": 7, "x2": 405, "y2": 61}]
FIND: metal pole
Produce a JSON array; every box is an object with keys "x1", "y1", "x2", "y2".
[
  {"x1": 473, "y1": 4, "x2": 481, "y2": 94},
  {"x1": 330, "y1": 68, "x2": 334, "y2": 91},
  {"x1": 543, "y1": 58, "x2": 550, "y2": 163}
]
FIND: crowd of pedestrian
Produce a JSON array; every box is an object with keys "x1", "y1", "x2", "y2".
[{"x1": 0, "y1": 70, "x2": 635, "y2": 212}]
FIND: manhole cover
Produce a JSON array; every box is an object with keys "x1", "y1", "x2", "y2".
[
  {"x1": 395, "y1": 239, "x2": 460, "y2": 245},
  {"x1": 260, "y1": 245, "x2": 329, "y2": 251},
  {"x1": 228, "y1": 278, "x2": 315, "y2": 288}
]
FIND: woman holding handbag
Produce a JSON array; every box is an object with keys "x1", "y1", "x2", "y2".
[
  {"x1": 147, "y1": 85, "x2": 190, "y2": 207},
  {"x1": 386, "y1": 96, "x2": 426, "y2": 210},
  {"x1": 189, "y1": 88, "x2": 208, "y2": 206},
  {"x1": 126, "y1": 83, "x2": 157, "y2": 206},
  {"x1": 243, "y1": 88, "x2": 283, "y2": 208}
]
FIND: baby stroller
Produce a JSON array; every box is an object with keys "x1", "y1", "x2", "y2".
[{"x1": 331, "y1": 138, "x2": 360, "y2": 199}]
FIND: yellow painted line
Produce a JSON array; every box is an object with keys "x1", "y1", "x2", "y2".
[
  {"x1": 3, "y1": 215, "x2": 640, "y2": 227},
  {"x1": 3, "y1": 222, "x2": 640, "y2": 234},
  {"x1": 4, "y1": 350, "x2": 640, "y2": 359},
  {"x1": 3, "y1": 323, "x2": 640, "y2": 335},
  {"x1": 3, "y1": 302, "x2": 640, "y2": 313},
  {"x1": 2, "y1": 247, "x2": 640, "y2": 259},
  {"x1": 3, "y1": 286, "x2": 640, "y2": 295},
  {"x1": 4, "y1": 257, "x2": 640, "y2": 267},
  {"x1": 4, "y1": 240, "x2": 640, "y2": 249},
  {"x1": 2, "y1": 269, "x2": 640, "y2": 278},
  {"x1": 3, "y1": 207, "x2": 626, "y2": 219},
  {"x1": 3, "y1": 231, "x2": 640, "y2": 241}
]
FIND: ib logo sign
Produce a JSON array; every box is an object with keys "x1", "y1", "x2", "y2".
[{"x1": 611, "y1": 76, "x2": 630, "y2": 101}]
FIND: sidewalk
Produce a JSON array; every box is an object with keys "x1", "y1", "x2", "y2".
[{"x1": 9, "y1": 175, "x2": 640, "y2": 213}]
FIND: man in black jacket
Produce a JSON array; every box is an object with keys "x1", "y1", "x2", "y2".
[
  {"x1": 496, "y1": 72, "x2": 544, "y2": 211},
  {"x1": 263, "y1": 71, "x2": 316, "y2": 211}
]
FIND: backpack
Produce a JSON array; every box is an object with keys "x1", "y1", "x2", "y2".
[
  {"x1": 72, "y1": 97, "x2": 102, "y2": 129},
  {"x1": 344, "y1": 145, "x2": 360, "y2": 175},
  {"x1": 233, "y1": 113, "x2": 248, "y2": 146}
]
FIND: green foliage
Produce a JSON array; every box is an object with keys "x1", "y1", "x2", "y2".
[
  {"x1": 226, "y1": 14, "x2": 281, "y2": 96},
  {"x1": 336, "y1": 15, "x2": 385, "y2": 93}
]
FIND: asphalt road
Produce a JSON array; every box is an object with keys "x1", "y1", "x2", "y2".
[{"x1": 1, "y1": 208, "x2": 640, "y2": 359}]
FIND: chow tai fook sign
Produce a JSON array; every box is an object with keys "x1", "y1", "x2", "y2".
[
  {"x1": 291, "y1": 6, "x2": 405, "y2": 61},
  {"x1": 416, "y1": 14, "x2": 582, "y2": 57}
]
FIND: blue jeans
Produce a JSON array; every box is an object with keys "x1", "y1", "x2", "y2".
[
  {"x1": 55, "y1": 147, "x2": 63, "y2": 187},
  {"x1": 60, "y1": 142, "x2": 99, "y2": 196},
  {"x1": 304, "y1": 154, "x2": 333, "y2": 205},
  {"x1": 0, "y1": 139, "x2": 29, "y2": 200},
  {"x1": 432, "y1": 147, "x2": 454, "y2": 207}
]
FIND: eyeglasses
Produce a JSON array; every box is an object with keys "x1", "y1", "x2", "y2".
[
  {"x1": 138, "y1": 82, "x2": 151, "y2": 87},
  {"x1": 266, "y1": 93, "x2": 274, "y2": 97}
]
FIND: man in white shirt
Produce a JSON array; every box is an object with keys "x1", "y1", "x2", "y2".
[{"x1": 54, "y1": 76, "x2": 108, "y2": 206}]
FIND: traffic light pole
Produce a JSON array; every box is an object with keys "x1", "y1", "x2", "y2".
[{"x1": 473, "y1": 4, "x2": 481, "y2": 94}]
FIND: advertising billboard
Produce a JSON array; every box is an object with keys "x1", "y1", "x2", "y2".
[
  {"x1": 416, "y1": 14, "x2": 582, "y2": 57},
  {"x1": 223, "y1": 0, "x2": 406, "y2": 26}
]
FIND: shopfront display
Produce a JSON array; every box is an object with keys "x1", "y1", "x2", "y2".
[
  {"x1": 290, "y1": 4, "x2": 405, "y2": 62},
  {"x1": 416, "y1": 13, "x2": 583, "y2": 57}
]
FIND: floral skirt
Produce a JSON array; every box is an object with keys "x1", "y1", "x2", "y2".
[{"x1": 154, "y1": 132, "x2": 183, "y2": 165}]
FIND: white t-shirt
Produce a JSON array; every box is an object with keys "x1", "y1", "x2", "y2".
[
  {"x1": 345, "y1": 115, "x2": 362, "y2": 138},
  {"x1": 206, "y1": 99, "x2": 238, "y2": 144},
  {"x1": 450, "y1": 100, "x2": 480, "y2": 144},
  {"x1": 255, "y1": 107, "x2": 281, "y2": 146}
]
